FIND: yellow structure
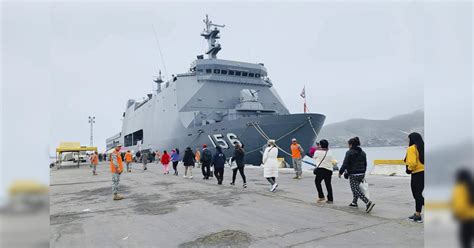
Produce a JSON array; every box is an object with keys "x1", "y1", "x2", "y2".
[
  {"x1": 56, "y1": 142, "x2": 98, "y2": 168},
  {"x1": 56, "y1": 142, "x2": 97, "y2": 153},
  {"x1": 373, "y1": 159, "x2": 405, "y2": 165},
  {"x1": 8, "y1": 180, "x2": 48, "y2": 196}
]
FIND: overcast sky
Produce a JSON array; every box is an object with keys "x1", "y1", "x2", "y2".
[{"x1": 1, "y1": 2, "x2": 471, "y2": 199}]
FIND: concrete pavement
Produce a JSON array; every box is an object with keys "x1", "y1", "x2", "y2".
[{"x1": 50, "y1": 162, "x2": 423, "y2": 247}]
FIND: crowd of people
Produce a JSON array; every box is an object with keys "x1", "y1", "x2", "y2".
[{"x1": 103, "y1": 133, "x2": 426, "y2": 222}]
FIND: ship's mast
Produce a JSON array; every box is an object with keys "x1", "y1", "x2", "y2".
[{"x1": 200, "y1": 15, "x2": 225, "y2": 59}]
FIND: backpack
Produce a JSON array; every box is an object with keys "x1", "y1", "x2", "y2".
[{"x1": 202, "y1": 149, "x2": 212, "y2": 163}]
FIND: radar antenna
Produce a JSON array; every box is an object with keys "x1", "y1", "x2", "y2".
[{"x1": 200, "y1": 14, "x2": 225, "y2": 59}]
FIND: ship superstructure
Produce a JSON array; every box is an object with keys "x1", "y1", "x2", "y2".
[{"x1": 107, "y1": 15, "x2": 325, "y2": 165}]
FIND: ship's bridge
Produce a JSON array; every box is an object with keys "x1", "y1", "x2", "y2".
[{"x1": 190, "y1": 58, "x2": 271, "y2": 86}]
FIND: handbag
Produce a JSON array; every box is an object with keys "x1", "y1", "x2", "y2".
[
  {"x1": 230, "y1": 159, "x2": 238, "y2": 170},
  {"x1": 359, "y1": 179, "x2": 370, "y2": 199},
  {"x1": 313, "y1": 151, "x2": 328, "y2": 175}
]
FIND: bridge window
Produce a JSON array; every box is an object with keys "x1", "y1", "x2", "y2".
[
  {"x1": 221, "y1": 70, "x2": 228, "y2": 75},
  {"x1": 124, "y1": 134, "x2": 132, "y2": 147},
  {"x1": 242, "y1": 72, "x2": 248, "y2": 77},
  {"x1": 248, "y1": 73, "x2": 254, "y2": 77},
  {"x1": 214, "y1": 69, "x2": 220, "y2": 74},
  {"x1": 229, "y1": 70, "x2": 235, "y2": 75},
  {"x1": 255, "y1": 73, "x2": 261, "y2": 78},
  {"x1": 235, "y1": 71, "x2": 242, "y2": 76},
  {"x1": 206, "y1": 69, "x2": 212, "y2": 73}
]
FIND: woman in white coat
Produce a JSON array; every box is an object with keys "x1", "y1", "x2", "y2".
[{"x1": 262, "y1": 139, "x2": 279, "y2": 192}]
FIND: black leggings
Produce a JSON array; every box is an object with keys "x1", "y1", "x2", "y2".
[
  {"x1": 315, "y1": 168, "x2": 333, "y2": 201},
  {"x1": 266, "y1": 177, "x2": 276, "y2": 185},
  {"x1": 232, "y1": 166, "x2": 246, "y2": 184},
  {"x1": 172, "y1": 161, "x2": 179, "y2": 174},
  {"x1": 460, "y1": 221, "x2": 474, "y2": 248},
  {"x1": 411, "y1": 171, "x2": 424, "y2": 212},
  {"x1": 214, "y1": 167, "x2": 224, "y2": 184},
  {"x1": 202, "y1": 162, "x2": 211, "y2": 179}
]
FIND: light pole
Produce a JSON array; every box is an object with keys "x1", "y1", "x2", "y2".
[{"x1": 88, "y1": 116, "x2": 95, "y2": 146}]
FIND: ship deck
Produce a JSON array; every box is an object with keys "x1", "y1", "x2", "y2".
[{"x1": 50, "y1": 162, "x2": 423, "y2": 247}]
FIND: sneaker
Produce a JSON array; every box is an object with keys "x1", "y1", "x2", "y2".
[
  {"x1": 271, "y1": 184, "x2": 278, "y2": 192},
  {"x1": 144, "y1": 167, "x2": 147, "y2": 170},
  {"x1": 183, "y1": 175, "x2": 188, "y2": 178},
  {"x1": 230, "y1": 182, "x2": 235, "y2": 186},
  {"x1": 189, "y1": 176, "x2": 193, "y2": 179},
  {"x1": 326, "y1": 201, "x2": 334, "y2": 204},
  {"x1": 128, "y1": 170, "x2": 132, "y2": 173},
  {"x1": 293, "y1": 176, "x2": 299, "y2": 179},
  {"x1": 349, "y1": 202, "x2": 358, "y2": 208},
  {"x1": 113, "y1": 194, "x2": 124, "y2": 201},
  {"x1": 243, "y1": 183, "x2": 247, "y2": 188},
  {"x1": 316, "y1": 198, "x2": 326, "y2": 203},
  {"x1": 413, "y1": 215, "x2": 423, "y2": 223},
  {"x1": 408, "y1": 214, "x2": 416, "y2": 220},
  {"x1": 297, "y1": 176, "x2": 303, "y2": 179},
  {"x1": 366, "y1": 201, "x2": 375, "y2": 213}
]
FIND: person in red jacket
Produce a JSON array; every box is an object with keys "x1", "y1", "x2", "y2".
[{"x1": 160, "y1": 150, "x2": 171, "y2": 175}]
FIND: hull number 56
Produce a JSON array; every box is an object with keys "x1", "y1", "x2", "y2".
[{"x1": 207, "y1": 133, "x2": 242, "y2": 149}]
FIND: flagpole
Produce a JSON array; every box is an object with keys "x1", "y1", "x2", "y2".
[{"x1": 304, "y1": 85, "x2": 307, "y2": 113}]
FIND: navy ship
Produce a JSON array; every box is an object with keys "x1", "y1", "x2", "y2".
[{"x1": 106, "y1": 15, "x2": 326, "y2": 165}]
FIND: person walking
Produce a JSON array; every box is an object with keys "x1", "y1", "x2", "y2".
[
  {"x1": 135, "y1": 150, "x2": 141, "y2": 163},
  {"x1": 142, "y1": 151, "x2": 149, "y2": 171},
  {"x1": 182, "y1": 147, "x2": 195, "y2": 179},
  {"x1": 231, "y1": 142, "x2": 247, "y2": 188},
  {"x1": 338, "y1": 137, "x2": 375, "y2": 213},
  {"x1": 313, "y1": 139, "x2": 335, "y2": 203},
  {"x1": 90, "y1": 151, "x2": 99, "y2": 175},
  {"x1": 195, "y1": 149, "x2": 201, "y2": 168},
  {"x1": 452, "y1": 169, "x2": 474, "y2": 248},
  {"x1": 161, "y1": 150, "x2": 171, "y2": 174},
  {"x1": 151, "y1": 151, "x2": 156, "y2": 162},
  {"x1": 262, "y1": 140, "x2": 279, "y2": 192},
  {"x1": 171, "y1": 148, "x2": 180, "y2": 176},
  {"x1": 124, "y1": 150, "x2": 133, "y2": 172},
  {"x1": 110, "y1": 144, "x2": 124, "y2": 200},
  {"x1": 405, "y1": 132, "x2": 425, "y2": 223},
  {"x1": 212, "y1": 146, "x2": 226, "y2": 185},
  {"x1": 290, "y1": 138, "x2": 304, "y2": 179},
  {"x1": 155, "y1": 151, "x2": 161, "y2": 164},
  {"x1": 200, "y1": 145, "x2": 212, "y2": 180}
]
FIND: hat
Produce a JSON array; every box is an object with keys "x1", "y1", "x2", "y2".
[
  {"x1": 116, "y1": 143, "x2": 122, "y2": 147},
  {"x1": 267, "y1": 139, "x2": 276, "y2": 145},
  {"x1": 291, "y1": 138, "x2": 297, "y2": 142},
  {"x1": 202, "y1": 144, "x2": 207, "y2": 148}
]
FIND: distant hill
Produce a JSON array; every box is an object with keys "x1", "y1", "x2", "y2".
[{"x1": 318, "y1": 110, "x2": 424, "y2": 147}]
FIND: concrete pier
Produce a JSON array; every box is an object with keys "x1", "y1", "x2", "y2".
[{"x1": 50, "y1": 162, "x2": 423, "y2": 247}]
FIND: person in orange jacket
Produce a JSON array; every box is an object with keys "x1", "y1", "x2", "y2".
[
  {"x1": 110, "y1": 144, "x2": 124, "y2": 200},
  {"x1": 124, "y1": 150, "x2": 133, "y2": 172},
  {"x1": 290, "y1": 138, "x2": 304, "y2": 179},
  {"x1": 90, "y1": 151, "x2": 99, "y2": 175}
]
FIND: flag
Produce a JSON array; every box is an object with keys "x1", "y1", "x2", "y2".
[{"x1": 300, "y1": 87, "x2": 306, "y2": 99}]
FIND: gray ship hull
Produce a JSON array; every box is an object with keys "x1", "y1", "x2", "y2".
[
  {"x1": 107, "y1": 16, "x2": 327, "y2": 166},
  {"x1": 146, "y1": 113, "x2": 325, "y2": 165}
]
